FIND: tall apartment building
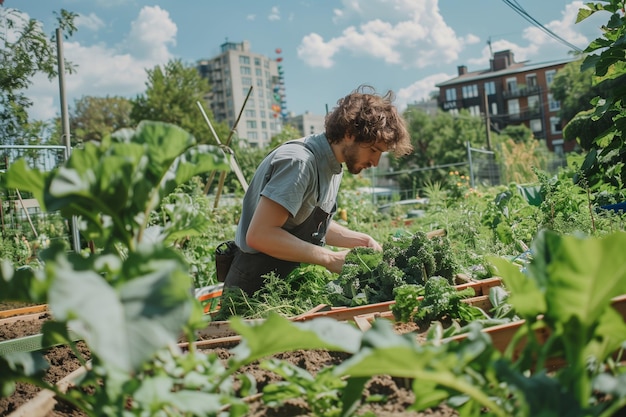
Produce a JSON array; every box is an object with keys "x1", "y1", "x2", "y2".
[
  {"x1": 197, "y1": 40, "x2": 283, "y2": 148},
  {"x1": 435, "y1": 50, "x2": 577, "y2": 155}
]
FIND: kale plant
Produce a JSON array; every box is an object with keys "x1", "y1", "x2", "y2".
[
  {"x1": 327, "y1": 247, "x2": 404, "y2": 306},
  {"x1": 414, "y1": 276, "x2": 485, "y2": 325},
  {"x1": 384, "y1": 231, "x2": 459, "y2": 285}
]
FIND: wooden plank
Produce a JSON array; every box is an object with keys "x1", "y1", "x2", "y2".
[
  {"x1": 180, "y1": 335, "x2": 242, "y2": 350},
  {"x1": 0, "y1": 312, "x2": 48, "y2": 326},
  {"x1": 290, "y1": 301, "x2": 395, "y2": 322},
  {"x1": 353, "y1": 315, "x2": 372, "y2": 332},
  {"x1": 455, "y1": 277, "x2": 502, "y2": 296},
  {"x1": 291, "y1": 304, "x2": 332, "y2": 320},
  {"x1": 7, "y1": 363, "x2": 88, "y2": 417},
  {"x1": 0, "y1": 304, "x2": 48, "y2": 319}
]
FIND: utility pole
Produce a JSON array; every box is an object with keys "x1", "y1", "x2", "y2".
[
  {"x1": 483, "y1": 87, "x2": 492, "y2": 151},
  {"x1": 56, "y1": 27, "x2": 81, "y2": 253}
]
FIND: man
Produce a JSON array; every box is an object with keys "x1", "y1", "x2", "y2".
[{"x1": 223, "y1": 85, "x2": 413, "y2": 295}]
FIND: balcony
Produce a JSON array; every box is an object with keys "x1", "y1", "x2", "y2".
[
  {"x1": 493, "y1": 108, "x2": 542, "y2": 123},
  {"x1": 502, "y1": 85, "x2": 541, "y2": 99}
]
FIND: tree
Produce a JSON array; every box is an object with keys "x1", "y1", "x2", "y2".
[
  {"x1": 130, "y1": 59, "x2": 229, "y2": 145},
  {"x1": 0, "y1": 7, "x2": 76, "y2": 144},
  {"x1": 390, "y1": 108, "x2": 486, "y2": 193},
  {"x1": 568, "y1": 1, "x2": 626, "y2": 191},
  {"x1": 268, "y1": 124, "x2": 301, "y2": 148},
  {"x1": 551, "y1": 54, "x2": 625, "y2": 151},
  {"x1": 550, "y1": 58, "x2": 596, "y2": 123},
  {"x1": 70, "y1": 96, "x2": 133, "y2": 144}
]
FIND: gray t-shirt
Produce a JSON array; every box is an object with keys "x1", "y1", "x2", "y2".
[{"x1": 235, "y1": 133, "x2": 343, "y2": 253}]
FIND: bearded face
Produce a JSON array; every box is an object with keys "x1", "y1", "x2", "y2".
[{"x1": 342, "y1": 142, "x2": 370, "y2": 174}]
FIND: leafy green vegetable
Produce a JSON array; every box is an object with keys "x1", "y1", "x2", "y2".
[
  {"x1": 329, "y1": 247, "x2": 405, "y2": 306},
  {"x1": 415, "y1": 276, "x2": 485, "y2": 325},
  {"x1": 391, "y1": 284, "x2": 424, "y2": 323}
]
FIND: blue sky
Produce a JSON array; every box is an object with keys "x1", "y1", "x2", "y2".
[{"x1": 11, "y1": 0, "x2": 606, "y2": 122}]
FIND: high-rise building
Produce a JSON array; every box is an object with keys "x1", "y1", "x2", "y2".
[
  {"x1": 435, "y1": 50, "x2": 577, "y2": 155},
  {"x1": 197, "y1": 40, "x2": 283, "y2": 148}
]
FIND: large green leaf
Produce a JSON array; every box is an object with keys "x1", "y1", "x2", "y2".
[
  {"x1": 333, "y1": 320, "x2": 506, "y2": 415},
  {"x1": 229, "y1": 314, "x2": 362, "y2": 363},
  {"x1": 132, "y1": 376, "x2": 226, "y2": 415},
  {"x1": 48, "y1": 246, "x2": 194, "y2": 372},
  {"x1": 541, "y1": 231, "x2": 626, "y2": 329},
  {"x1": 2, "y1": 159, "x2": 48, "y2": 210},
  {"x1": 488, "y1": 256, "x2": 546, "y2": 319}
]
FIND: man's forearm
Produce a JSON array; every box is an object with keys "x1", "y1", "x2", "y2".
[{"x1": 325, "y1": 221, "x2": 381, "y2": 250}]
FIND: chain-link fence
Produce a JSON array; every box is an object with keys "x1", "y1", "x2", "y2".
[{"x1": 0, "y1": 145, "x2": 71, "y2": 258}]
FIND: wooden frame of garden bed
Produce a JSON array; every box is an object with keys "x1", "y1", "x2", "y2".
[{"x1": 184, "y1": 277, "x2": 504, "y2": 349}]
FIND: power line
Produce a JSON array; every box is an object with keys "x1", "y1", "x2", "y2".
[{"x1": 501, "y1": 0, "x2": 583, "y2": 53}]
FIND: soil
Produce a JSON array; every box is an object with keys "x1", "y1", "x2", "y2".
[{"x1": 0, "y1": 303, "x2": 458, "y2": 417}]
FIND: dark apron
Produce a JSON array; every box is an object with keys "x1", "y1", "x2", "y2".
[{"x1": 223, "y1": 205, "x2": 332, "y2": 296}]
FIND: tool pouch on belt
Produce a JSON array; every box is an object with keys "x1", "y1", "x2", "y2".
[{"x1": 215, "y1": 240, "x2": 237, "y2": 282}]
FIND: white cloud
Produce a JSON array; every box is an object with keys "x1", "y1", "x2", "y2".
[
  {"x1": 297, "y1": 33, "x2": 340, "y2": 68},
  {"x1": 522, "y1": 1, "x2": 590, "y2": 51},
  {"x1": 26, "y1": 6, "x2": 177, "y2": 121},
  {"x1": 126, "y1": 6, "x2": 176, "y2": 62},
  {"x1": 396, "y1": 73, "x2": 452, "y2": 111},
  {"x1": 466, "y1": 1, "x2": 602, "y2": 70},
  {"x1": 247, "y1": 14, "x2": 256, "y2": 21},
  {"x1": 75, "y1": 13, "x2": 105, "y2": 32},
  {"x1": 298, "y1": 0, "x2": 469, "y2": 69},
  {"x1": 268, "y1": 6, "x2": 280, "y2": 21}
]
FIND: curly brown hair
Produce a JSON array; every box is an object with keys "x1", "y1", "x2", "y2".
[{"x1": 325, "y1": 85, "x2": 413, "y2": 157}]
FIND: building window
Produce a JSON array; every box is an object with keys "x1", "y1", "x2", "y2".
[
  {"x1": 448, "y1": 108, "x2": 459, "y2": 117},
  {"x1": 262, "y1": 121, "x2": 267, "y2": 128},
  {"x1": 241, "y1": 77, "x2": 252, "y2": 86},
  {"x1": 484, "y1": 81, "x2": 496, "y2": 96},
  {"x1": 508, "y1": 99, "x2": 520, "y2": 116},
  {"x1": 260, "y1": 110, "x2": 266, "y2": 118},
  {"x1": 240, "y1": 66, "x2": 251, "y2": 75},
  {"x1": 461, "y1": 84, "x2": 478, "y2": 99},
  {"x1": 239, "y1": 55, "x2": 250, "y2": 65},
  {"x1": 245, "y1": 109, "x2": 255, "y2": 117},
  {"x1": 490, "y1": 102, "x2": 498, "y2": 115},
  {"x1": 242, "y1": 87, "x2": 249, "y2": 96},
  {"x1": 526, "y1": 74, "x2": 538, "y2": 87},
  {"x1": 445, "y1": 88, "x2": 457, "y2": 101},
  {"x1": 527, "y1": 95, "x2": 540, "y2": 113},
  {"x1": 246, "y1": 120, "x2": 257, "y2": 129},
  {"x1": 548, "y1": 94, "x2": 560, "y2": 112},
  {"x1": 506, "y1": 77, "x2": 517, "y2": 93},
  {"x1": 256, "y1": 78, "x2": 263, "y2": 87},
  {"x1": 254, "y1": 58, "x2": 261, "y2": 66},
  {"x1": 530, "y1": 119, "x2": 542, "y2": 133},
  {"x1": 247, "y1": 131, "x2": 258, "y2": 140},
  {"x1": 255, "y1": 68, "x2": 262, "y2": 77},
  {"x1": 545, "y1": 70, "x2": 556, "y2": 86},
  {"x1": 248, "y1": 98, "x2": 255, "y2": 108},
  {"x1": 468, "y1": 105, "x2": 480, "y2": 117},
  {"x1": 550, "y1": 117, "x2": 562, "y2": 134}
]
